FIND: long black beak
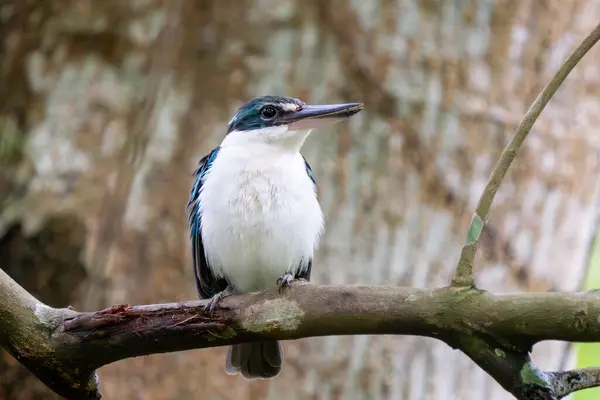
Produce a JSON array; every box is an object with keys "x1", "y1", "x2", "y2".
[{"x1": 282, "y1": 102, "x2": 363, "y2": 130}]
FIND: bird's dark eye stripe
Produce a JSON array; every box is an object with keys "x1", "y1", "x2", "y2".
[{"x1": 261, "y1": 106, "x2": 278, "y2": 119}]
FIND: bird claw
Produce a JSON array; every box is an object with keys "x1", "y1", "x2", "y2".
[
  {"x1": 277, "y1": 273, "x2": 295, "y2": 293},
  {"x1": 206, "y1": 296, "x2": 221, "y2": 316},
  {"x1": 204, "y1": 287, "x2": 234, "y2": 316}
]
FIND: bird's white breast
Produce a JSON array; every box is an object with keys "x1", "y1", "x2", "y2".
[{"x1": 198, "y1": 143, "x2": 324, "y2": 293}]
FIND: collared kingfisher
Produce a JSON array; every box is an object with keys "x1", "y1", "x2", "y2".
[{"x1": 187, "y1": 95, "x2": 363, "y2": 380}]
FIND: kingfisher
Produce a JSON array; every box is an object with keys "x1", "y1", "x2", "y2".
[{"x1": 187, "y1": 95, "x2": 363, "y2": 380}]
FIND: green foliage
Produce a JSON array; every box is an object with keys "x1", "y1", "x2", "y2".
[{"x1": 519, "y1": 362, "x2": 552, "y2": 390}]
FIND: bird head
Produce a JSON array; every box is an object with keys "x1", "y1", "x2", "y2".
[{"x1": 224, "y1": 96, "x2": 363, "y2": 151}]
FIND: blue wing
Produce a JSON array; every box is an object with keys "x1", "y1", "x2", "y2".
[
  {"x1": 302, "y1": 155, "x2": 317, "y2": 190},
  {"x1": 298, "y1": 155, "x2": 316, "y2": 281},
  {"x1": 187, "y1": 147, "x2": 227, "y2": 299}
]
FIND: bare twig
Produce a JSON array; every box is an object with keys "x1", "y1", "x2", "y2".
[
  {"x1": 452, "y1": 21, "x2": 600, "y2": 287},
  {"x1": 550, "y1": 366, "x2": 600, "y2": 398}
]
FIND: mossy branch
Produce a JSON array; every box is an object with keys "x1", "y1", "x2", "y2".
[
  {"x1": 452, "y1": 21, "x2": 600, "y2": 288},
  {"x1": 4, "y1": 266, "x2": 600, "y2": 399}
]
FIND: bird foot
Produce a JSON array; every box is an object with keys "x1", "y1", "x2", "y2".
[
  {"x1": 277, "y1": 273, "x2": 295, "y2": 293},
  {"x1": 205, "y1": 286, "x2": 234, "y2": 316}
]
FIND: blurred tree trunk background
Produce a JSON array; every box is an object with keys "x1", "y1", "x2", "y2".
[{"x1": 2, "y1": 0, "x2": 600, "y2": 399}]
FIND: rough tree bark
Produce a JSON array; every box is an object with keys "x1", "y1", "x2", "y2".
[
  {"x1": 5, "y1": 267, "x2": 600, "y2": 399},
  {"x1": 2, "y1": 1, "x2": 600, "y2": 399}
]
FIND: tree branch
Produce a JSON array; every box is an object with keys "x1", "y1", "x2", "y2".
[
  {"x1": 451, "y1": 21, "x2": 600, "y2": 288},
  {"x1": 550, "y1": 367, "x2": 600, "y2": 398},
  {"x1": 0, "y1": 269, "x2": 98, "y2": 399},
  {"x1": 4, "y1": 264, "x2": 600, "y2": 399}
]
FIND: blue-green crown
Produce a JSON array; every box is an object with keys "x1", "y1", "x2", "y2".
[{"x1": 227, "y1": 95, "x2": 304, "y2": 134}]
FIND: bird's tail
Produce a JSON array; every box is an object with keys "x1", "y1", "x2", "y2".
[{"x1": 225, "y1": 341, "x2": 283, "y2": 379}]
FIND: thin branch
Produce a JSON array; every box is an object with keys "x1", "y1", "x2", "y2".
[
  {"x1": 452, "y1": 21, "x2": 600, "y2": 287},
  {"x1": 549, "y1": 366, "x2": 600, "y2": 398}
]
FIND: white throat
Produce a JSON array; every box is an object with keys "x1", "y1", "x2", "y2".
[{"x1": 222, "y1": 126, "x2": 312, "y2": 153}]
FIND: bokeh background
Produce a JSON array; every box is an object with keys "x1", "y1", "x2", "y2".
[{"x1": 2, "y1": 0, "x2": 600, "y2": 399}]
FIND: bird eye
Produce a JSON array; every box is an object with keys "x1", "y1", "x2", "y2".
[{"x1": 261, "y1": 107, "x2": 278, "y2": 120}]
